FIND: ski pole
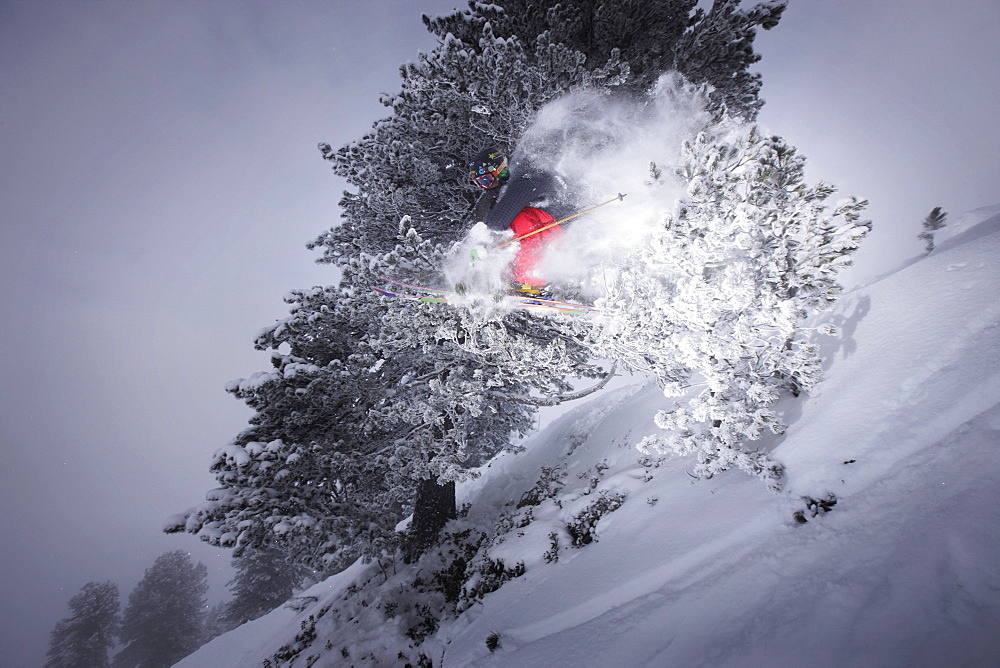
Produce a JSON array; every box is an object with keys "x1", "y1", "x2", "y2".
[{"x1": 494, "y1": 193, "x2": 627, "y2": 249}]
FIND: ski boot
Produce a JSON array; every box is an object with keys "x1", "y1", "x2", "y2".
[{"x1": 509, "y1": 282, "x2": 554, "y2": 300}]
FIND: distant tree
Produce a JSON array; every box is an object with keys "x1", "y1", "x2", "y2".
[
  {"x1": 201, "y1": 602, "x2": 235, "y2": 644},
  {"x1": 113, "y1": 551, "x2": 208, "y2": 668},
  {"x1": 222, "y1": 546, "x2": 314, "y2": 627},
  {"x1": 45, "y1": 581, "x2": 120, "y2": 668},
  {"x1": 918, "y1": 206, "x2": 948, "y2": 252}
]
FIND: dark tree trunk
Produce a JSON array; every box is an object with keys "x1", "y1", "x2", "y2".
[{"x1": 404, "y1": 477, "x2": 456, "y2": 562}]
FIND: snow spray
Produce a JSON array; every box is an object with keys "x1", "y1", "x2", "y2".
[
  {"x1": 444, "y1": 73, "x2": 728, "y2": 304},
  {"x1": 515, "y1": 74, "x2": 717, "y2": 296}
]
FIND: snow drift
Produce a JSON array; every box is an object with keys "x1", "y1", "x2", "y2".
[{"x1": 180, "y1": 208, "x2": 1000, "y2": 666}]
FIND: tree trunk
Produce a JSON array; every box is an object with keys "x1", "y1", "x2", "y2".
[{"x1": 404, "y1": 477, "x2": 456, "y2": 562}]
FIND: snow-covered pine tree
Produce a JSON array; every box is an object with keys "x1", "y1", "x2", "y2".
[
  {"x1": 598, "y1": 108, "x2": 869, "y2": 488},
  {"x1": 166, "y1": 285, "x2": 406, "y2": 572},
  {"x1": 918, "y1": 206, "x2": 948, "y2": 252},
  {"x1": 172, "y1": 0, "x2": 788, "y2": 568},
  {"x1": 307, "y1": 16, "x2": 628, "y2": 558},
  {"x1": 423, "y1": 0, "x2": 786, "y2": 117},
  {"x1": 673, "y1": 0, "x2": 786, "y2": 118},
  {"x1": 45, "y1": 581, "x2": 120, "y2": 668},
  {"x1": 113, "y1": 551, "x2": 208, "y2": 668},
  {"x1": 222, "y1": 546, "x2": 314, "y2": 627}
]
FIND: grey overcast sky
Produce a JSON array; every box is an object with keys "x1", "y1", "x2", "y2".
[{"x1": 1, "y1": 1, "x2": 997, "y2": 665}]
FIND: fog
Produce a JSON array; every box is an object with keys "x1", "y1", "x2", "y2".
[{"x1": 2, "y1": 0, "x2": 996, "y2": 664}]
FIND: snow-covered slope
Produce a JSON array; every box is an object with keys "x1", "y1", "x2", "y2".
[
  {"x1": 933, "y1": 204, "x2": 1000, "y2": 254},
  {"x1": 181, "y1": 211, "x2": 1000, "y2": 667}
]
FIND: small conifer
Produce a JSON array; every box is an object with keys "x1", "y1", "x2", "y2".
[{"x1": 918, "y1": 206, "x2": 948, "y2": 252}]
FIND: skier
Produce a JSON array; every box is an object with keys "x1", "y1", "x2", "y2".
[{"x1": 468, "y1": 147, "x2": 573, "y2": 294}]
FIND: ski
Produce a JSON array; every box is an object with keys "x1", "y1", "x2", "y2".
[
  {"x1": 378, "y1": 276, "x2": 596, "y2": 312},
  {"x1": 370, "y1": 285, "x2": 447, "y2": 304},
  {"x1": 371, "y1": 283, "x2": 596, "y2": 314},
  {"x1": 378, "y1": 276, "x2": 451, "y2": 295}
]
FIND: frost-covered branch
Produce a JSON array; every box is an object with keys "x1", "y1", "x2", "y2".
[{"x1": 490, "y1": 362, "x2": 619, "y2": 407}]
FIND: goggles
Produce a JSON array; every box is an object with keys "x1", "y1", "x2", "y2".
[{"x1": 470, "y1": 156, "x2": 508, "y2": 189}]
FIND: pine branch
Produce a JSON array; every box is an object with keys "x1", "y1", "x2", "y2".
[{"x1": 491, "y1": 362, "x2": 618, "y2": 407}]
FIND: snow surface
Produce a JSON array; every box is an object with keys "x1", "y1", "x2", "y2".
[{"x1": 180, "y1": 210, "x2": 1000, "y2": 666}]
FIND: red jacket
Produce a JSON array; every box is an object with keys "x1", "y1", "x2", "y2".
[{"x1": 509, "y1": 207, "x2": 563, "y2": 286}]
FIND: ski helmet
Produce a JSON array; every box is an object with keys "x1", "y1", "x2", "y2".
[{"x1": 469, "y1": 148, "x2": 509, "y2": 189}]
